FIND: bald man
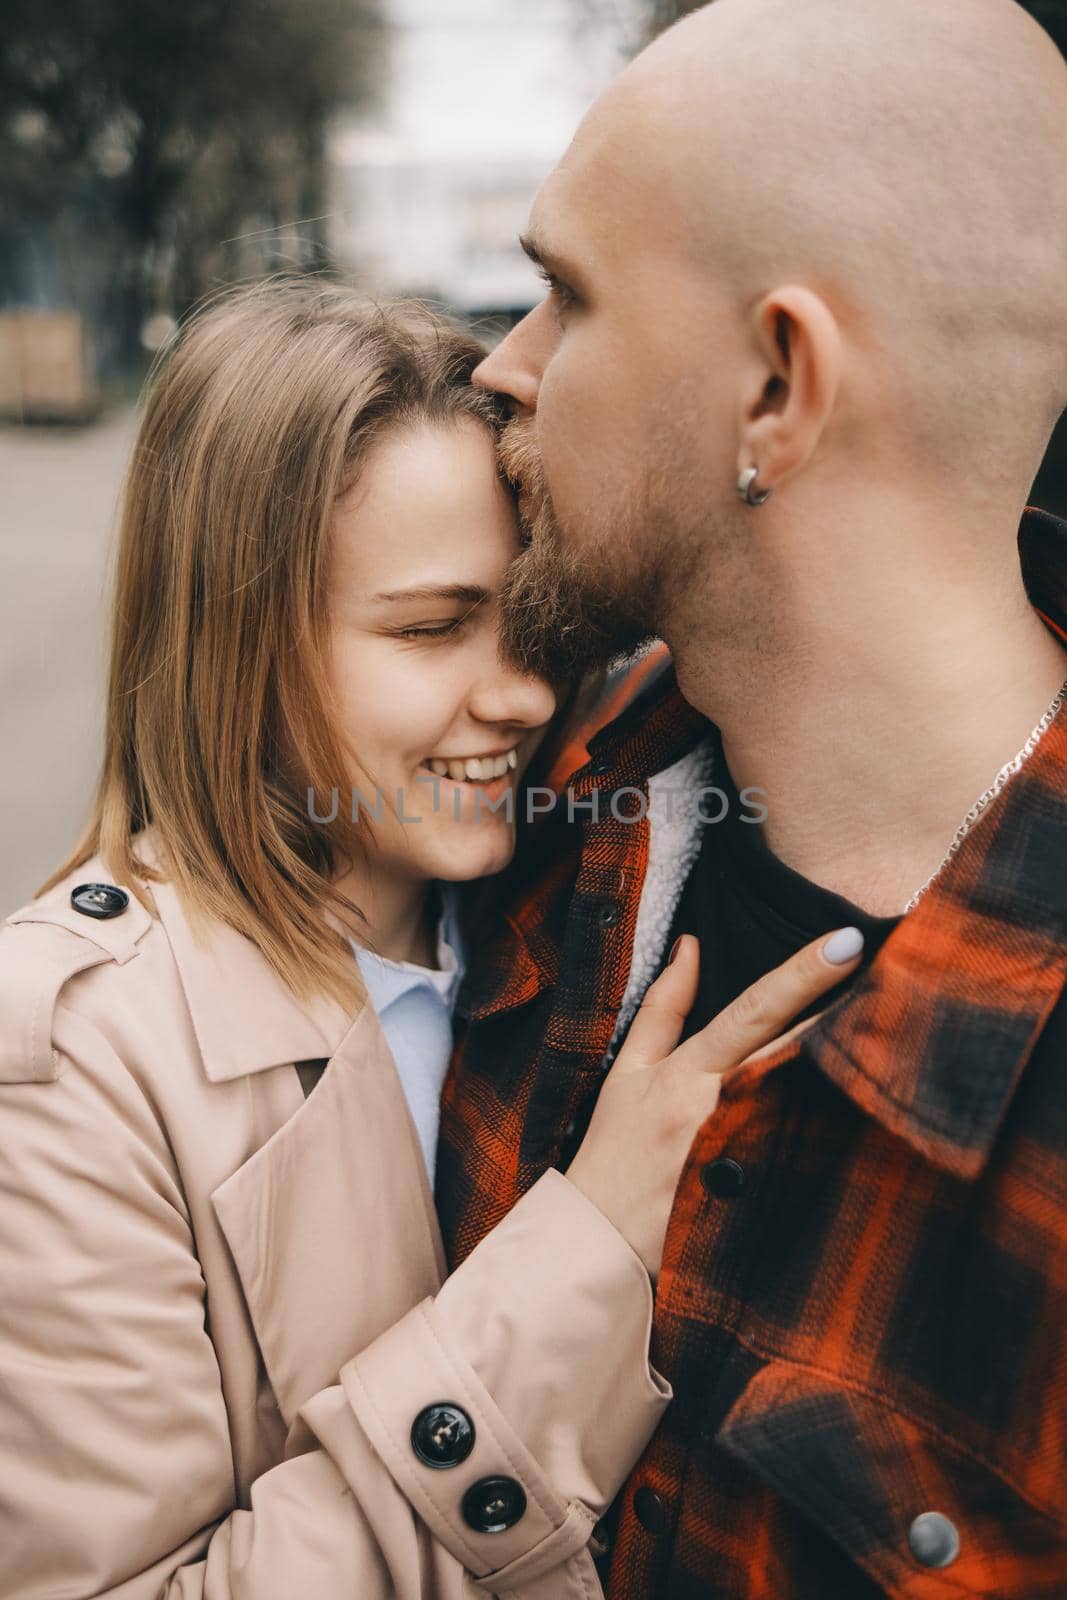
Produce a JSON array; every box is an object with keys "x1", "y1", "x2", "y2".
[{"x1": 436, "y1": 2, "x2": 1067, "y2": 1596}]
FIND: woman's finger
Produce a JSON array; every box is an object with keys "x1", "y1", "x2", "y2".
[
  {"x1": 613, "y1": 934, "x2": 700, "y2": 1067},
  {"x1": 671, "y1": 926, "x2": 864, "y2": 1075},
  {"x1": 735, "y1": 1006, "x2": 829, "y2": 1071}
]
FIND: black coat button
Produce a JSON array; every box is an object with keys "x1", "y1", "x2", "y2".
[
  {"x1": 588, "y1": 759, "x2": 613, "y2": 777},
  {"x1": 597, "y1": 903, "x2": 622, "y2": 928},
  {"x1": 701, "y1": 1157, "x2": 746, "y2": 1198},
  {"x1": 633, "y1": 1485, "x2": 667, "y2": 1534},
  {"x1": 410, "y1": 1403, "x2": 475, "y2": 1468},
  {"x1": 461, "y1": 1476, "x2": 527, "y2": 1533},
  {"x1": 70, "y1": 883, "x2": 129, "y2": 920}
]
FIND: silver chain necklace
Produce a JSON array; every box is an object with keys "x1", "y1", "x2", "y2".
[{"x1": 903, "y1": 675, "x2": 1067, "y2": 913}]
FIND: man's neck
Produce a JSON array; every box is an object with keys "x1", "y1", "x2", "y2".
[{"x1": 666, "y1": 499, "x2": 1067, "y2": 917}]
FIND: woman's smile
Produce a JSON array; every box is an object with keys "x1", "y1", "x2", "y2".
[{"x1": 420, "y1": 747, "x2": 519, "y2": 783}]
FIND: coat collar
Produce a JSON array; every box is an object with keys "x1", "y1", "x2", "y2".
[
  {"x1": 131, "y1": 836, "x2": 445, "y2": 1427},
  {"x1": 210, "y1": 999, "x2": 445, "y2": 1426},
  {"x1": 136, "y1": 827, "x2": 357, "y2": 1083}
]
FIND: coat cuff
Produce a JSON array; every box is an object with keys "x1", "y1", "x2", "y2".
[{"x1": 341, "y1": 1167, "x2": 671, "y2": 1585}]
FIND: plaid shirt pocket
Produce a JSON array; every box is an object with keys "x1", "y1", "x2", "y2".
[{"x1": 717, "y1": 1362, "x2": 1067, "y2": 1598}]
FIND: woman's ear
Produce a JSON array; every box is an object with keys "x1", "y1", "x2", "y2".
[{"x1": 736, "y1": 286, "x2": 843, "y2": 493}]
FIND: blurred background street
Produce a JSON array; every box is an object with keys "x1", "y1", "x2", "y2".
[
  {"x1": 0, "y1": 411, "x2": 138, "y2": 909},
  {"x1": 2, "y1": 0, "x2": 1066, "y2": 911}
]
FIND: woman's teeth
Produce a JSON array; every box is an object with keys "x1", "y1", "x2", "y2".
[{"x1": 423, "y1": 750, "x2": 518, "y2": 783}]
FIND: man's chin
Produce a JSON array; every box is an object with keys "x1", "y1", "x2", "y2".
[{"x1": 497, "y1": 538, "x2": 657, "y2": 685}]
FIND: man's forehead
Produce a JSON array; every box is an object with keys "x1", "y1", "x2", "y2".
[
  {"x1": 528, "y1": 102, "x2": 656, "y2": 270},
  {"x1": 523, "y1": 174, "x2": 584, "y2": 276}
]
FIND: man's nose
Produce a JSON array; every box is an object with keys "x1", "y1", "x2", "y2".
[{"x1": 472, "y1": 302, "x2": 557, "y2": 414}]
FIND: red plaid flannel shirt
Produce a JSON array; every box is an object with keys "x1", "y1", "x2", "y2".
[{"x1": 436, "y1": 508, "x2": 1067, "y2": 1598}]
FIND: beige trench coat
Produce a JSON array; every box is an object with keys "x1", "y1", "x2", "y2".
[{"x1": 0, "y1": 828, "x2": 670, "y2": 1600}]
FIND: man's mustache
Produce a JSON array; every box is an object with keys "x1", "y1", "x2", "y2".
[{"x1": 496, "y1": 414, "x2": 543, "y2": 496}]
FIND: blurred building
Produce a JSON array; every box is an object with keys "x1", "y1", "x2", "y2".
[
  {"x1": 328, "y1": 0, "x2": 636, "y2": 325},
  {"x1": 329, "y1": 142, "x2": 547, "y2": 322}
]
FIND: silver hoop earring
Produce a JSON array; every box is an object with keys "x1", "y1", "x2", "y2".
[{"x1": 737, "y1": 466, "x2": 772, "y2": 506}]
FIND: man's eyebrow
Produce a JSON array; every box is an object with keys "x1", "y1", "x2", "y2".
[
  {"x1": 520, "y1": 232, "x2": 546, "y2": 269},
  {"x1": 520, "y1": 230, "x2": 576, "y2": 280},
  {"x1": 368, "y1": 583, "x2": 490, "y2": 606}
]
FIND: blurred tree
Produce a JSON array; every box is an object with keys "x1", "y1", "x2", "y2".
[
  {"x1": 0, "y1": 0, "x2": 387, "y2": 370},
  {"x1": 642, "y1": 0, "x2": 702, "y2": 33},
  {"x1": 607, "y1": 0, "x2": 1067, "y2": 46},
  {"x1": 1023, "y1": 0, "x2": 1067, "y2": 55}
]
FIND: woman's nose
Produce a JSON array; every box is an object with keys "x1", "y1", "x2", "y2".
[{"x1": 469, "y1": 661, "x2": 557, "y2": 731}]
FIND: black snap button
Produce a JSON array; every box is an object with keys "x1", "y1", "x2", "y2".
[
  {"x1": 410, "y1": 1403, "x2": 475, "y2": 1469},
  {"x1": 70, "y1": 883, "x2": 129, "y2": 920},
  {"x1": 591, "y1": 1516, "x2": 612, "y2": 1555},
  {"x1": 908, "y1": 1511, "x2": 960, "y2": 1569},
  {"x1": 597, "y1": 903, "x2": 622, "y2": 928},
  {"x1": 633, "y1": 1485, "x2": 667, "y2": 1534},
  {"x1": 461, "y1": 1475, "x2": 527, "y2": 1534},
  {"x1": 588, "y1": 759, "x2": 613, "y2": 776},
  {"x1": 701, "y1": 1157, "x2": 746, "y2": 1198}
]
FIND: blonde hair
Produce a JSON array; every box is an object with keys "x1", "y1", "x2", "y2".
[{"x1": 39, "y1": 277, "x2": 505, "y2": 1012}]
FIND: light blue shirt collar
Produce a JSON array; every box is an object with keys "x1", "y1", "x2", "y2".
[
  {"x1": 351, "y1": 881, "x2": 466, "y2": 1016},
  {"x1": 348, "y1": 882, "x2": 466, "y2": 1185}
]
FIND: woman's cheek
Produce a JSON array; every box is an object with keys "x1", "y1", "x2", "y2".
[
  {"x1": 330, "y1": 644, "x2": 398, "y2": 760},
  {"x1": 378, "y1": 647, "x2": 463, "y2": 765}
]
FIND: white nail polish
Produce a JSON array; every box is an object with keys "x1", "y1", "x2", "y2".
[{"x1": 823, "y1": 926, "x2": 864, "y2": 965}]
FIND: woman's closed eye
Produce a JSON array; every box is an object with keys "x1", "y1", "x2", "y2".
[
  {"x1": 388, "y1": 618, "x2": 468, "y2": 641},
  {"x1": 374, "y1": 588, "x2": 489, "y2": 643}
]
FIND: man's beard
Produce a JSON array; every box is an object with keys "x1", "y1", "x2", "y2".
[{"x1": 495, "y1": 416, "x2": 661, "y2": 687}]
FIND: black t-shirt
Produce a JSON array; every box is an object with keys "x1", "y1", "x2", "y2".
[{"x1": 663, "y1": 729, "x2": 902, "y2": 1040}]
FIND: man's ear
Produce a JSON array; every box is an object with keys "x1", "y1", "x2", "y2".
[{"x1": 736, "y1": 286, "x2": 842, "y2": 492}]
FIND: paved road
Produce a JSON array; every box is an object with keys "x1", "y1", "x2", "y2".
[{"x1": 0, "y1": 408, "x2": 140, "y2": 915}]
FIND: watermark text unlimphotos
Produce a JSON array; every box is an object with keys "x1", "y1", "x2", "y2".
[{"x1": 307, "y1": 778, "x2": 767, "y2": 827}]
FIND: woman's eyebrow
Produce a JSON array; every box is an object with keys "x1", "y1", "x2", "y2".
[{"x1": 368, "y1": 583, "x2": 490, "y2": 606}]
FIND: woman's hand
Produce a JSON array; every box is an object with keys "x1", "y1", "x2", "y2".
[{"x1": 565, "y1": 927, "x2": 865, "y2": 1282}]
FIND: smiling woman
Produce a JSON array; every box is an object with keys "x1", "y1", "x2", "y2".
[
  {"x1": 37, "y1": 278, "x2": 555, "y2": 998},
  {"x1": 0, "y1": 276, "x2": 676, "y2": 1600},
  {"x1": 324, "y1": 415, "x2": 555, "y2": 947}
]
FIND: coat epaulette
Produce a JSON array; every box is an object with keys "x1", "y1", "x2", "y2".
[{"x1": 0, "y1": 884, "x2": 152, "y2": 1084}]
